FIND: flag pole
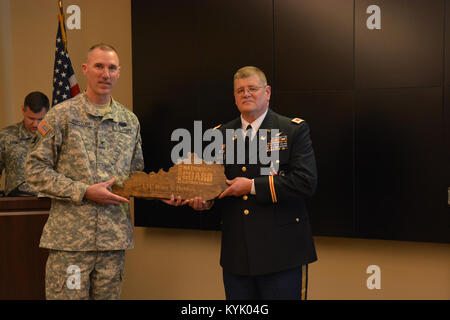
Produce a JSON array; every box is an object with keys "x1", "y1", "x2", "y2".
[{"x1": 58, "y1": 0, "x2": 67, "y2": 52}]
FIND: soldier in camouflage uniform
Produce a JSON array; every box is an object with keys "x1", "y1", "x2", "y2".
[
  {"x1": 25, "y1": 44, "x2": 144, "y2": 300},
  {"x1": 0, "y1": 91, "x2": 49, "y2": 197}
]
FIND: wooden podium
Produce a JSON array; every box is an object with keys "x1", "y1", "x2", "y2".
[{"x1": 0, "y1": 197, "x2": 51, "y2": 300}]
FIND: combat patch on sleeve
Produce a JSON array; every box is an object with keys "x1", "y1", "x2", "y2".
[
  {"x1": 291, "y1": 118, "x2": 304, "y2": 124},
  {"x1": 37, "y1": 120, "x2": 52, "y2": 136}
]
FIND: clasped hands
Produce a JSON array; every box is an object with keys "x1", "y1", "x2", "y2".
[{"x1": 162, "y1": 177, "x2": 253, "y2": 211}]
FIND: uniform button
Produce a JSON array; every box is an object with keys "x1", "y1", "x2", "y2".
[
  {"x1": 243, "y1": 195, "x2": 248, "y2": 200},
  {"x1": 241, "y1": 166, "x2": 247, "y2": 172},
  {"x1": 244, "y1": 209, "x2": 249, "y2": 215},
  {"x1": 296, "y1": 218, "x2": 300, "y2": 223}
]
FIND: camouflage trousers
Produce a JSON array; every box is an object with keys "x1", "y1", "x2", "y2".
[{"x1": 45, "y1": 250, "x2": 125, "y2": 300}]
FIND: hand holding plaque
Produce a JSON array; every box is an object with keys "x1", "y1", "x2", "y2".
[{"x1": 111, "y1": 158, "x2": 228, "y2": 201}]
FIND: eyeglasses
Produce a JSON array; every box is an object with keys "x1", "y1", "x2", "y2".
[{"x1": 234, "y1": 86, "x2": 265, "y2": 95}]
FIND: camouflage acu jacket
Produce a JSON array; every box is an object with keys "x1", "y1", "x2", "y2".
[
  {"x1": 25, "y1": 93, "x2": 144, "y2": 251},
  {"x1": 0, "y1": 121, "x2": 37, "y2": 196}
]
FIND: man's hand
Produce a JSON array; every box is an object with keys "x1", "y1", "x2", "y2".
[
  {"x1": 162, "y1": 195, "x2": 213, "y2": 211},
  {"x1": 84, "y1": 178, "x2": 129, "y2": 204},
  {"x1": 218, "y1": 177, "x2": 252, "y2": 199},
  {"x1": 187, "y1": 197, "x2": 213, "y2": 211},
  {"x1": 162, "y1": 194, "x2": 189, "y2": 206}
]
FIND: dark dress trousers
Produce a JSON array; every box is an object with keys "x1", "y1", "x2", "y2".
[{"x1": 217, "y1": 108, "x2": 318, "y2": 277}]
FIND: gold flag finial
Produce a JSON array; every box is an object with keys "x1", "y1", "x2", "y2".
[{"x1": 58, "y1": 0, "x2": 67, "y2": 51}]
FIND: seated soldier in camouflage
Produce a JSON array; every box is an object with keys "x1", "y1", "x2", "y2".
[
  {"x1": 0, "y1": 91, "x2": 49, "y2": 197},
  {"x1": 25, "y1": 44, "x2": 144, "y2": 300}
]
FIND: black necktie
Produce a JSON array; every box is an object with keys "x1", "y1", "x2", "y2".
[{"x1": 245, "y1": 124, "x2": 252, "y2": 162}]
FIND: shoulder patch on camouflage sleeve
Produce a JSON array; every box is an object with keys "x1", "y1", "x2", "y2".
[
  {"x1": 291, "y1": 118, "x2": 304, "y2": 124},
  {"x1": 37, "y1": 120, "x2": 52, "y2": 136}
]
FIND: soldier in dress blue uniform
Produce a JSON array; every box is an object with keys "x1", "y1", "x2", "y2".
[{"x1": 171, "y1": 66, "x2": 318, "y2": 300}]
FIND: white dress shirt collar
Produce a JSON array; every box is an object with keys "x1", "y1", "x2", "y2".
[{"x1": 240, "y1": 108, "x2": 269, "y2": 139}]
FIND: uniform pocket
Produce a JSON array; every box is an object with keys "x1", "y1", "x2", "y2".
[
  {"x1": 45, "y1": 253, "x2": 69, "y2": 299},
  {"x1": 275, "y1": 203, "x2": 304, "y2": 227},
  {"x1": 46, "y1": 273, "x2": 67, "y2": 296}
]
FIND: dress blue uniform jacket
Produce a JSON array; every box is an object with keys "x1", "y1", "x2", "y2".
[{"x1": 216, "y1": 108, "x2": 318, "y2": 276}]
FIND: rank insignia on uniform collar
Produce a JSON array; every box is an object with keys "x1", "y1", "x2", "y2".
[
  {"x1": 38, "y1": 120, "x2": 51, "y2": 136},
  {"x1": 291, "y1": 118, "x2": 304, "y2": 124}
]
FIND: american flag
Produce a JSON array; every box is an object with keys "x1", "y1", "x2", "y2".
[{"x1": 52, "y1": 6, "x2": 80, "y2": 107}]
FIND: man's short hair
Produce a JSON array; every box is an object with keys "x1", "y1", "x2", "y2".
[
  {"x1": 88, "y1": 43, "x2": 119, "y2": 55},
  {"x1": 234, "y1": 66, "x2": 268, "y2": 86},
  {"x1": 24, "y1": 91, "x2": 50, "y2": 113}
]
